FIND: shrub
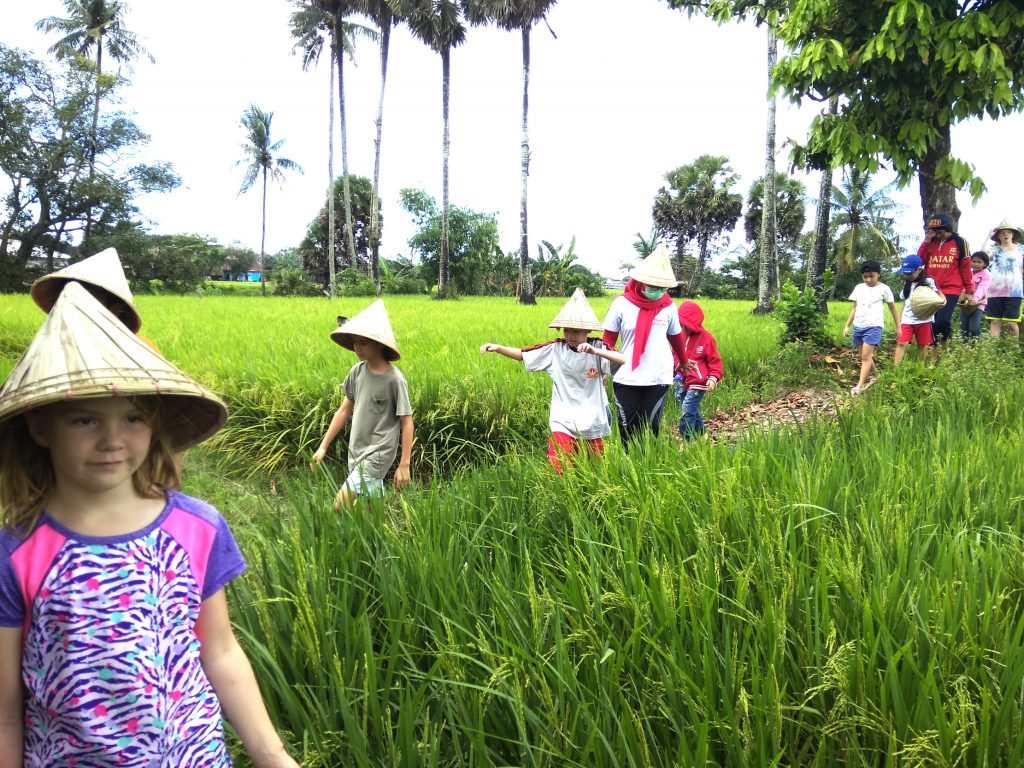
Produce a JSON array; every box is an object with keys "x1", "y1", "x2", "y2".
[
  {"x1": 774, "y1": 280, "x2": 831, "y2": 349},
  {"x1": 273, "y1": 268, "x2": 320, "y2": 297},
  {"x1": 334, "y1": 268, "x2": 377, "y2": 297}
]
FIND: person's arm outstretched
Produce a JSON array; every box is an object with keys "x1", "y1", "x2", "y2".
[
  {"x1": 197, "y1": 591, "x2": 298, "y2": 768},
  {"x1": 311, "y1": 397, "x2": 354, "y2": 467},
  {"x1": 394, "y1": 414, "x2": 414, "y2": 488},
  {"x1": 577, "y1": 342, "x2": 625, "y2": 366},
  {"x1": 0, "y1": 626, "x2": 22, "y2": 768},
  {"x1": 479, "y1": 343, "x2": 524, "y2": 361}
]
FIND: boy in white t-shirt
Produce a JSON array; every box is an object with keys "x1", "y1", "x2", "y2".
[
  {"x1": 480, "y1": 290, "x2": 623, "y2": 473},
  {"x1": 843, "y1": 260, "x2": 900, "y2": 395}
]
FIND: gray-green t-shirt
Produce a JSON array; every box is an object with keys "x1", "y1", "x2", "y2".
[{"x1": 343, "y1": 362, "x2": 413, "y2": 479}]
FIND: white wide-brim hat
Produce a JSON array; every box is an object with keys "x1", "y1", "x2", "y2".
[
  {"x1": 628, "y1": 243, "x2": 678, "y2": 288},
  {"x1": 0, "y1": 282, "x2": 226, "y2": 451},
  {"x1": 991, "y1": 218, "x2": 1024, "y2": 243},
  {"x1": 549, "y1": 288, "x2": 602, "y2": 331},
  {"x1": 330, "y1": 299, "x2": 401, "y2": 361},
  {"x1": 30, "y1": 247, "x2": 142, "y2": 333}
]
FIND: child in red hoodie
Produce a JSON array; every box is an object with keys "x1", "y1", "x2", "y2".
[{"x1": 673, "y1": 301, "x2": 723, "y2": 439}]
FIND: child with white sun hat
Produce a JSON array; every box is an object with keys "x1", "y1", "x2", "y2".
[
  {"x1": 600, "y1": 244, "x2": 687, "y2": 447},
  {"x1": 312, "y1": 299, "x2": 415, "y2": 510},
  {"x1": 481, "y1": 288, "x2": 623, "y2": 472},
  {"x1": 0, "y1": 282, "x2": 298, "y2": 767}
]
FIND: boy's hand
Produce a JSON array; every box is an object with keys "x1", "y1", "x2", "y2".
[
  {"x1": 480, "y1": 343, "x2": 497, "y2": 353},
  {"x1": 706, "y1": 377, "x2": 718, "y2": 392},
  {"x1": 310, "y1": 447, "x2": 326, "y2": 470},
  {"x1": 394, "y1": 463, "x2": 411, "y2": 488},
  {"x1": 842, "y1": 325, "x2": 850, "y2": 337},
  {"x1": 577, "y1": 342, "x2": 594, "y2": 354}
]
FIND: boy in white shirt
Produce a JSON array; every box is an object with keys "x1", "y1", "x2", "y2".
[
  {"x1": 843, "y1": 260, "x2": 900, "y2": 395},
  {"x1": 480, "y1": 289, "x2": 623, "y2": 473}
]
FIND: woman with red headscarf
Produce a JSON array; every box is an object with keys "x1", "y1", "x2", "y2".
[{"x1": 602, "y1": 244, "x2": 687, "y2": 447}]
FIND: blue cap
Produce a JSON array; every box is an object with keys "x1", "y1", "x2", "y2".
[{"x1": 899, "y1": 254, "x2": 924, "y2": 274}]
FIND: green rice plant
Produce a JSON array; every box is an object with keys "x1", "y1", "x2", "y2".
[{"x1": 223, "y1": 346, "x2": 1024, "y2": 766}]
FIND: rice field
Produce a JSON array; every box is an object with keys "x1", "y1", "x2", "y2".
[{"x1": 3, "y1": 293, "x2": 1023, "y2": 766}]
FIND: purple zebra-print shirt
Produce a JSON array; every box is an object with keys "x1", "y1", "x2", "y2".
[{"x1": 0, "y1": 491, "x2": 246, "y2": 766}]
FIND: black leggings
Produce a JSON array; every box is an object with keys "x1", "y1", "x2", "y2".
[
  {"x1": 613, "y1": 383, "x2": 670, "y2": 447},
  {"x1": 932, "y1": 293, "x2": 958, "y2": 342}
]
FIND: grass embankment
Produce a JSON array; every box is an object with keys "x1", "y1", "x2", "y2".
[{"x1": 220, "y1": 340, "x2": 1024, "y2": 767}]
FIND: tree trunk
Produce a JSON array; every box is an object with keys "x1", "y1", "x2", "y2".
[
  {"x1": 688, "y1": 233, "x2": 709, "y2": 296},
  {"x1": 753, "y1": 23, "x2": 778, "y2": 316},
  {"x1": 517, "y1": 26, "x2": 536, "y2": 306},
  {"x1": 918, "y1": 120, "x2": 960, "y2": 228},
  {"x1": 335, "y1": 26, "x2": 358, "y2": 274},
  {"x1": 437, "y1": 47, "x2": 451, "y2": 299},
  {"x1": 370, "y1": 19, "x2": 391, "y2": 290},
  {"x1": 83, "y1": 35, "x2": 104, "y2": 246},
  {"x1": 327, "y1": 45, "x2": 337, "y2": 296},
  {"x1": 807, "y1": 164, "x2": 833, "y2": 313},
  {"x1": 260, "y1": 167, "x2": 267, "y2": 296}
]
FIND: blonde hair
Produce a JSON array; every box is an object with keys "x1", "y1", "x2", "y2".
[{"x1": 0, "y1": 396, "x2": 181, "y2": 535}]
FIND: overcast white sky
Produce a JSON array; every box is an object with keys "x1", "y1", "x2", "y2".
[{"x1": 5, "y1": 0, "x2": 1022, "y2": 276}]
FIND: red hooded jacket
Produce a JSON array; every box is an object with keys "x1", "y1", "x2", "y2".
[
  {"x1": 673, "y1": 301, "x2": 723, "y2": 391},
  {"x1": 917, "y1": 233, "x2": 972, "y2": 295}
]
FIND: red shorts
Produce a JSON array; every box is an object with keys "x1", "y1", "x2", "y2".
[
  {"x1": 897, "y1": 323, "x2": 933, "y2": 345},
  {"x1": 547, "y1": 432, "x2": 604, "y2": 473}
]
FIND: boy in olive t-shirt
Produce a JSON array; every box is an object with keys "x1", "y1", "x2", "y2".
[{"x1": 312, "y1": 300, "x2": 414, "y2": 511}]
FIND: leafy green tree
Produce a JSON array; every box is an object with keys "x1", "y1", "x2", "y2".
[
  {"x1": 221, "y1": 244, "x2": 259, "y2": 281},
  {"x1": 36, "y1": 0, "x2": 152, "y2": 244},
  {"x1": 236, "y1": 104, "x2": 302, "y2": 296},
  {"x1": 464, "y1": 0, "x2": 558, "y2": 305},
  {"x1": 744, "y1": 172, "x2": 807, "y2": 260},
  {"x1": 397, "y1": 0, "x2": 468, "y2": 299},
  {"x1": 399, "y1": 187, "x2": 501, "y2": 296},
  {"x1": 652, "y1": 154, "x2": 743, "y2": 296},
  {"x1": 769, "y1": 0, "x2": 1024, "y2": 224},
  {"x1": 93, "y1": 230, "x2": 223, "y2": 293},
  {"x1": 299, "y1": 174, "x2": 379, "y2": 290},
  {"x1": 0, "y1": 46, "x2": 177, "y2": 288}
]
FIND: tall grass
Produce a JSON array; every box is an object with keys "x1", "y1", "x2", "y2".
[
  {"x1": 224, "y1": 343, "x2": 1024, "y2": 766},
  {"x1": 1, "y1": 294, "x2": 783, "y2": 476}
]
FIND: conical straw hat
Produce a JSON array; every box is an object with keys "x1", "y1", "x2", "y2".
[
  {"x1": 330, "y1": 299, "x2": 401, "y2": 361},
  {"x1": 629, "y1": 243, "x2": 678, "y2": 288},
  {"x1": 991, "y1": 218, "x2": 1024, "y2": 243},
  {"x1": 30, "y1": 247, "x2": 142, "y2": 333},
  {"x1": 0, "y1": 282, "x2": 226, "y2": 451},
  {"x1": 549, "y1": 288, "x2": 602, "y2": 330}
]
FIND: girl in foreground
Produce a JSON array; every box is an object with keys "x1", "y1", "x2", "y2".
[{"x1": 0, "y1": 282, "x2": 297, "y2": 767}]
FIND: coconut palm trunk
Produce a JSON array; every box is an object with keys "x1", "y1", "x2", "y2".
[
  {"x1": 336, "y1": 42, "x2": 359, "y2": 272},
  {"x1": 517, "y1": 26, "x2": 536, "y2": 305},
  {"x1": 439, "y1": 47, "x2": 452, "y2": 299},
  {"x1": 753, "y1": 22, "x2": 778, "y2": 315},
  {"x1": 807, "y1": 165, "x2": 833, "y2": 311},
  {"x1": 260, "y1": 166, "x2": 269, "y2": 296},
  {"x1": 369, "y1": 18, "x2": 391, "y2": 288},
  {"x1": 327, "y1": 47, "x2": 337, "y2": 294}
]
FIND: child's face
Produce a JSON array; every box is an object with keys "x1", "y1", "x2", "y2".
[
  {"x1": 861, "y1": 271, "x2": 880, "y2": 286},
  {"x1": 562, "y1": 328, "x2": 589, "y2": 349},
  {"x1": 352, "y1": 337, "x2": 386, "y2": 361},
  {"x1": 25, "y1": 398, "x2": 153, "y2": 499},
  {"x1": 905, "y1": 268, "x2": 923, "y2": 280},
  {"x1": 971, "y1": 257, "x2": 987, "y2": 272}
]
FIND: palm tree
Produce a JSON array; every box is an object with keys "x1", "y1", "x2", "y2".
[
  {"x1": 236, "y1": 105, "x2": 303, "y2": 296},
  {"x1": 464, "y1": 0, "x2": 557, "y2": 305},
  {"x1": 290, "y1": 3, "x2": 376, "y2": 295},
  {"x1": 652, "y1": 155, "x2": 743, "y2": 296},
  {"x1": 357, "y1": 0, "x2": 397, "y2": 288},
  {"x1": 397, "y1": 0, "x2": 467, "y2": 299},
  {"x1": 37, "y1": 0, "x2": 152, "y2": 244},
  {"x1": 830, "y1": 167, "x2": 900, "y2": 280}
]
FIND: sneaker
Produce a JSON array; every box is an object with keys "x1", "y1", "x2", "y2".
[{"x1": 850, "y1": 386, "x2": 862, "y2": 396}]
